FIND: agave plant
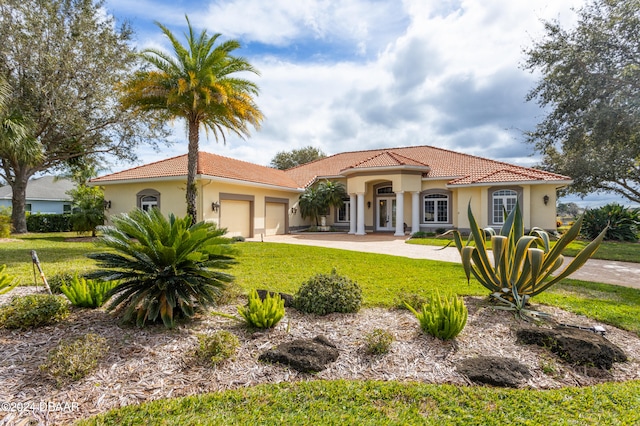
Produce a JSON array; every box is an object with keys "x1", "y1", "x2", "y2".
[
  {"x1": 448, "y1": 202, "x2": 607, "y2": 319},
  {"x1": 87, "y1": 209, "x2": 236, "y2": 328}
]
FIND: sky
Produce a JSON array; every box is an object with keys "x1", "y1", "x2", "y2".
[{"x1": 101, "y1": 0, "x2": 629, "y2": 208}]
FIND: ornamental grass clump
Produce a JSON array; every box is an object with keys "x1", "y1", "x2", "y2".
[
  {"x1": 405, "y1": 291, "x2": 467, "y2": 340},
  {"x1": 0, "y1": 294, "x2": 69, "y2": 329},
  {"x1": 294, "y1": 268, "x2": 362, "y2": 315},
  {"x1": 60, "y1": 274, "x2": 118, "y2": 308},
  {"x1": 87, "y1": 209, "x2": 236, "y2": 328},
  {"x1": 39, "y1": 333, "x2": 109, "y2": 387},
  {"x1": 447, "y1": 202, "x2": 607, "y2": 320},
  {"x1": 237, "y1": 289, "x2": 285, "y2": 329}
]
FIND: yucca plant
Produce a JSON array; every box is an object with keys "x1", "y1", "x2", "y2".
[
  {"x1": 405, "y1": 291, "x2": 467, "y2": 340},
  {"x1": 237, "y1": 289, "x2": 285, "y2": 329},
  {"x1": 60, "y1": 274, "x2": 118, "y2": 308},
  {"x1": 448, "y1": 202, "x2": 607, "y2": 319},
  {"x1": 87, "y1": 209, "x2": 236, "y2": 328},
  {"x1": 0, "y1": 264, "x2": 18, "y2": 295}
]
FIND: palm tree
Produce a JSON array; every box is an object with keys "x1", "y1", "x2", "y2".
[
  {"x1": 299, "y1": 180, "x2": 347, "y2": 227},
  {"x1": 121, "y1": 16, "x2": 263, "y2": 223}
]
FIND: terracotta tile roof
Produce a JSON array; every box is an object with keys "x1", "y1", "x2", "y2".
[
  {"x1": 344, "y1": 151, "x2": 429, "y2": 171},
  {"x1": 284, "y1": 145, "x2": 571, "y2": 187},
  {"x1": 91, "y1": 152, "x2": 301, "y2": 190}
]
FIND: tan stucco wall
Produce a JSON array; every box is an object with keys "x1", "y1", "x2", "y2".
[{"x1": 103, "y1": 180, "x2": 188, "y2": 223}]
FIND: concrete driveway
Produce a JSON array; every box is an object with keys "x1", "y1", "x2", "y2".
[{"x1": 250, "y1": 233, "x2": 640, "y2": 290}]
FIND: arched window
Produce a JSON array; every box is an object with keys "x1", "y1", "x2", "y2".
[
  {"x1": 492, "y1": 189, "x2": 518, "y2": 224},
  {"x1": 424, "y1": 193, "x2": 449, "y2": 223},
  {"x1": 136, "y1": 189, "x2": 160, "y2": 211}
]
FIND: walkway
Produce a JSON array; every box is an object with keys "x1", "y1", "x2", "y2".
[{"x1": 249, "y1": 233, "x2": 640, "y2": 290}]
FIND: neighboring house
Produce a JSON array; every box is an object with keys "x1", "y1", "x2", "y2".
[
  {"x1": 90, "y1": 145, "x2": 572, "y2": 238},
  {"x1": 0, "y1": 176, "x2": 74, "y2": 214}
]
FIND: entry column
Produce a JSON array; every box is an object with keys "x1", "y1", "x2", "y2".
[
  {"x1": 356, "y1": 192, "x2": 366, "y2": 235},
  {"x1": 411, "y1": 191, "x2": 420, "y2": 235},
  {"x1": 348, "y1": 193, "x2": 357, "y2": 234},
  {"x1": 394, "y1": 191, "x2": 405, "y2": 236}
]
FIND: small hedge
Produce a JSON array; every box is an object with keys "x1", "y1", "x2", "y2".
[
  {"x1": 26, "y1": 214, "x2": 73, "y2": 233},
  {"x1": 0, "y1": 294, "x2": 69, "y2": 329},
  {"x1": 294, "y1": 269, "x2": 362, "y2": 315}
]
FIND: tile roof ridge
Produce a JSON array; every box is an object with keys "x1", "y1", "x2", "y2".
[
  {"x1": 386, "y1": 151, "x2": 430, "y2": 167},
  {"x1": 91, "y1": 153, "x2": 188, "y2": 181}
]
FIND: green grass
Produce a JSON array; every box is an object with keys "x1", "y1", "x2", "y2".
[
  {"x1": 77, "y1": 379, "x2": 640, "y2": 425},
  {"x1": 1, "y1": 233, "x2": 99, "y2": 286},
  {"x1": 407, "y1": 237, "x2": 640, "y2": 263}
]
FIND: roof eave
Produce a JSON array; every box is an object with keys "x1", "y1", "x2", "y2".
[{"x1": 446, "y1": 179, "x2": 574, "y2": 188}]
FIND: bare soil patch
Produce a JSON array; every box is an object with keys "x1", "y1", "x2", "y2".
[{"x1": 1, "y1": 287, "x2": 638, "y2": 425}]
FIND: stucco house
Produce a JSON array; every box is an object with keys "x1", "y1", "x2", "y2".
[
  {"x1": 90, "y1": 145, "x2": 572, "y2": 238},
  {"x1": 0, "y1": 176, "x2": 74, "y2": 214}
]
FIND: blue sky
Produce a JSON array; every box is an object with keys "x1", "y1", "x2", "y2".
[{"x1": 101, "y1": 0, "x2": 629, "y2": 208}]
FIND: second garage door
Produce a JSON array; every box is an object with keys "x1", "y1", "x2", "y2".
[{"x1": 265, "y1": 202, "x2": 286, "y2": 235}]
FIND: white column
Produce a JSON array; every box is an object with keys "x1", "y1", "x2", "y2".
[
  {"x1": 394, "y1": 191, "x2": 405, "y2": 236},
  {"x1": 348, "y1": 193, "x2": 357, "y2": 234},
  {"x1": 411, "y1": 191, "x2": 420, "y2": 235},
  {"x1": 356, "y1": 192, "x2": 366, "y2": 235}
]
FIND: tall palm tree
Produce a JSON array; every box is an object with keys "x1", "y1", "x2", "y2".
[{"x1": 121, "y1": 16, "x2": 263, "y2": 223}]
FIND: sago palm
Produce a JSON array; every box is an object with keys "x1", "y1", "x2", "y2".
[
  {"x1": 120, "y1": 16, "x2": 263, "y2": 223},
  {"x1": 87, "y1": 209, "x2": 237, "y2": 328}
]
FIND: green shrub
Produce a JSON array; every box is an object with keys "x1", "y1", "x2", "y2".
[
  {"x1": 26, "y1": 214, "x2": 72, "y2": 232},
  {"x1": 581, "y1": 203, "x2": 639, "y2": 242},
  {"x1": 60, "y1": 274, "x2": 118, "y2": 308},
  {"x1": 87, "y1": 209, "x2": 236, "y2": 328},
  {"x1": 364, "y1": 328, "x2": 394, "y2": 355},
  {"x1": 0, "y1": 294, "x2": 69, "y2": 329},
  {"x1": 294, "y1": 269, "x2": 362, "y2": 315},
  {"x1": 237, "y1": 289, "x2": 285, "y2": 329},
  {"x1": 0, "y1": 207, "x2": 11, "y2": 238},
  {"x1": 446, "y1": 201, "x2": 606, "y2": 319},
  {"x1": 39, "y1": 333, "x2": 109, "y2": 386},
  {"x1": 196, "y1": 330, "x2": 240, "y2": 365},
  {"x1": 405, "y1": 292, "x2": 467, "y2": 340},
  {"x1": 0, "y1": 264, "x2": 18, "y2": 295}
]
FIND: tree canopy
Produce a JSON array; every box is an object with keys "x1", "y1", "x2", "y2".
[
  {"x1": 270, "y1": 146, "x2": 326, "y2": 170},
  {"x1": 0, "y1": 0, "x2": 168, "y2": 233},
  {"x1": 523, "y1": 0, "x2": 640, "y2": 203},
  {"x1": 121, "y1": 16, "x2": 263, "y2": 224}
]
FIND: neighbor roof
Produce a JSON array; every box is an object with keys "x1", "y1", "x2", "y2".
[
  {"x1": 91, "y1": 152, "x2": 301, "y2": 190},
  {"x1": 0, "y1": 176, "x2": 74, "y2": 201},
  {"x1": 284, "y1": 145, "x2": 571, "y2": 187}
]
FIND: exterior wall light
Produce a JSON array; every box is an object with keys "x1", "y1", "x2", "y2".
[
  {"x1": 211, "y1": 201, "x2": 220, "y2": 212},
  {"x1": 367, "y1": 201, "x2": 371, "y2": 209},
  {"x1": 543, "y1": 195, "x2": 549, "y2": 205},
  {"x1": 291, "y1": 207, "x2": 297, "y2": 214},
  {"x1": 104, "y1": 200, "x2": 111, "y2": 209}
]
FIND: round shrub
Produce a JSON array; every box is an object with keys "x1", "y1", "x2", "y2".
[
  {"x1": 196, "y1": 331, "x2": 240, "y2": 365},
  {"x1": 0, "y1": 294, "x2": 69, "y2": 329},
  {"x1": 39, "y1": 333, "x2": 109, "y2": 386},
  {"x1": 294, "y1": 269, "x2": 362, "y2": 315},
  {"x1": 364, "y1": 328, "x2": 394, "y2": 355}
]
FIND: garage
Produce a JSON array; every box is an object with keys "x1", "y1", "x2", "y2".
[
  {"x1": 220, "y1": 199, "x2": 252, "y2": 238},
  {"x1": 265, "y1": 202, "x2": 286, "y2": 236}
]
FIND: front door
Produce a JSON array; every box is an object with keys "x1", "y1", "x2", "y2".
[{"x1": 377, "y1": 197, "x2": 396, "y2": 231}]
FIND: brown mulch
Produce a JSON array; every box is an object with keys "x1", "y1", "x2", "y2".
[{"x1": 1, "y1": 287, "x2": 639, "y2": 426}]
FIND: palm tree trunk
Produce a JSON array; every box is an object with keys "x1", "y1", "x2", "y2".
[{"x1": 186, "y1": 119, "x2": 199, "y2": 224}]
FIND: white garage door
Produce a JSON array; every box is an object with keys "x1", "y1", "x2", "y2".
[
  {"x1": 265, "y1": 202, "x2": 286, "y2": 236},
  {"x1": 220, "y1": 200, "x2": 251, "y2": 237}
]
